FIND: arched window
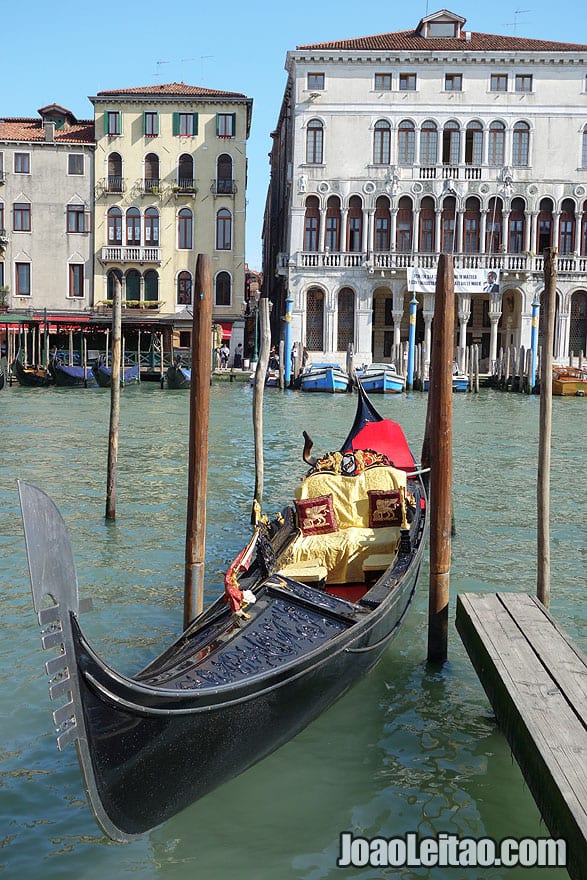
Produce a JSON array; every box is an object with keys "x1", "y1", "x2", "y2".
[
  {"x1": 215, "y1": 271, "x2": 231, "y2": 306},
  {"x1": 569, "y1": 291, "x2": 587, "y2": 354},
  {"x1": 144, "y1": 207, "x2": 159, "y2": 246},
  {"x1": 217, "y1": 154, "x2": 233, "y2": 193},
  {"x1": 464, "y1": 197, "x2": 481, "y2": 253},
  {"x1": 441, "y1": 196, "x2": 457, "y2": 252},
  {"x1": 177, "y1": 271, "x2": 192, "y2": 306},
  {"x1": 337, "y1": 287, "x2": 355, "y2": 352},
  {"x1": 304, "y1": 196, "x2": 320, "y2": 252},
  {"x1": 306, "y1": 119, "x2": 323, "y2": 164},
  {"x1": 178, "y1": 154, "x2": 194, "y2": 191},
  {"x1": 306, "y1": 287, "x2": 325, "y2": 351},
  {"x1": 144, "y1": 270, "x2": 159, "y2": 304},
  {"x1": 420, "y1": 120, "x2": 438, "y2": 166},
  {"x1": 465, "y1": 121, "x2": 483, "y2": 166},
  {"x1": 396, "y1": 196, "x2": 413, "y2": 253},
  {"x1": 581, "y1": 200, "x2": 587, "y2": 255},
  {"x1": 512, "y1": 122, "x2": 530, "y2": 166},
  {"x1": 374, "y1": 196, "x2": 391, "y2": 252},
  {"x1": 398, "y1": 121, "x2": 415, "y2": 164},
  {"x1": 178, "y1": 208, "x2": 193, "y2": 249},
  {"x1": 559, "y1": 198, "x2": 576, "y2": 255},
  {"x1": 126, "y1": 207, "x2": 141, "y2": 246},
  {"x1": 107, "y1": 206, "x2": 122, "y2": 244},
  {"x1": 373, "y1": 120, "x2": 391, "y2": 165},
  {"x1": 488, "y1": 121, "x2": 505, "y2": 166},
  {"x1": 419, "y1": 196, "x2": 435, "y2": 252},
  {"x1": 536, "y1": 198, "x2": 553, "y2": 254},
  {"x1": 442, "y1": 121, "x2": 461, "y2": 166},
  {"x1": 347, "y1": 195, "x2": 363, "y2": 252},
  {"x1": 216, "y1": 209, "x2": 232, "y2": 250},
  {"x1": 509, "y1": 197, "x2": 527, "y2": 254},
  {"x1": 107, "y1": 153, "x2": 122, "y2": 192},
  {"x1": 144, "y1": 153, "x2": 160, "y2": 190},
  {"x1": 325, "y1": 195, "x2": 341, "y2": 252},
  {"x1": 125, "y1": 269, "x2": 140, "y2": 303},
  {"x1": 107, "y1": 268, "x2": 122, "y2": 300},
  {"x1": 487, "y1": 197, "x2": 504, "y2": 253}
]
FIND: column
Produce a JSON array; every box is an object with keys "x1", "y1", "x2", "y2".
[
  {"x1": 422, "y1": 292, "x2": 435, "y2": 379},
  {"x1": 488, "y1": 293, "x2": 502, "y2": 369},
  {"x1": 480, "y1": 210, "x2": 488, "y2": 255},
  {"x1": 457, "y1": 293, "x2": 471, "y2": 371},
  {"x1": 392, "y1": 287, "x2": 404, "y2": 350}
]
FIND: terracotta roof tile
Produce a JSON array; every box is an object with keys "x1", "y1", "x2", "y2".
[
  {"x1": 0, "y1": 118, "x2": 95, "y2": 143},
  {"x1": 297, "y1": 29, "x2": 587, "y2": 53},
  {"x1": 94, "y1": 82, "x2": 250, "y2": 100}
]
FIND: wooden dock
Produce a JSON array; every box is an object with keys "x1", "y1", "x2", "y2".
[{"x1": 456, "y1": 592, "x2": 587, "y2": 880}]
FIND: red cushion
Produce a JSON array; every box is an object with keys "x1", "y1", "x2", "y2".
[
  {"x1": 294, "y1": 494, "x2": 339, "y2": 535},
  {"x1": 368, "y1": 489, "x2": 403, "y2": 528}
]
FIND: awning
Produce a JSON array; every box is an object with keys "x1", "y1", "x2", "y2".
[{"x1": 219, "y1": 321, "x2": 232, "y2": 339}]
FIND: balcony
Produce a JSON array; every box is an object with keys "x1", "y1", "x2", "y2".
[
  {"x1": 103, "y1": 176, "x2": 125, "y2": 194},
  {"x1": 101, "y1": 246, "x2": 161, "y2": 264},
  {"x1": 210, "y1": 179, "x2": 237, "y2": 195},
  {"x1": 142, "y1": 178, "x2": 161, "y2": 195},
  {"x1": 173, "y1": 179, "x2": 197, "y2": 195},
  {"x1": 0, "y1": 171, "x2": 5, "y2": 184}
]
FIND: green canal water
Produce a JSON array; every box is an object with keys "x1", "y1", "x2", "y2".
[{"x1": 0, "y1": 382, "x2": 584, "y2": 879}]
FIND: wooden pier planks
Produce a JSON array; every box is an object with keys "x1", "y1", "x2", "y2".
[{"x1": 456, "y1": 592, "x2": 587, "y2": 880}]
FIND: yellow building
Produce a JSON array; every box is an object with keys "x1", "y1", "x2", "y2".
[{"x1": 90, "y1": 82, "x2": 252, "y2": 341}]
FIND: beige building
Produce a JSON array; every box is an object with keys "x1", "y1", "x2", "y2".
[
  {"x1": 89, "y1": 83, "x2": 253, "y2": 344},
  {"x1": 0, "y1": 105, "x2": 95, "y2": 314}
]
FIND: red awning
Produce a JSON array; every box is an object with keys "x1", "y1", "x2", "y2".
[{"x1": 219, "y1": 321, "x2": 232, "y2": 339}]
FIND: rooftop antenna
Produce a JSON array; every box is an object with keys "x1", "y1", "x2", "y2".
[
  {"x1": 155, "y1": 60, "x2": 170, "y2": 79},
  {"x1": 505, "y1": 8, "x2": 530, "y2": 36}
]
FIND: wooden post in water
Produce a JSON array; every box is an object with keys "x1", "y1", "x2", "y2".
[
  {"x1": 425, "y1": 253, "x2": 454, "y2": 664},
  {"x1": 251, "y1": 294, "x2": 271, "y2": 524},
  {"x1": 184, "y1": 254, "x2": 213, "y2": 628},
  {"x1": 537, "y1": 248, "x2": 557, "y2": 608},
  {"x1": 105, "y1": 274, "x2": 122, "y2": 520}
]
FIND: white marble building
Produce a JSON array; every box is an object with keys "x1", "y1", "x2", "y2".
[{"x1": 264, "y1": 9, "x2": 587, "y2": 370}]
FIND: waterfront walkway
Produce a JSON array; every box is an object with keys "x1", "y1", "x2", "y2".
[{"x1": 456, "y1": 592, "x2": 587, "y2": 880}]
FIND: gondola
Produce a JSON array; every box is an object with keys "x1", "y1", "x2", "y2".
[
  {"x1": 0, "y1": 370, "x2": 4, "y2": 391},
  {"x1": 19, "y1": 384, "x2": 427, "y2": 842},
  {"x1": 92, "y1": 357, "x2": 140, "y2": 387},
  {"x1": 165, "y1": 355, "x2": 191, "y2": 389},
  {"x1": 48, "y1": 359, "x2": 97, "y2": 388},
  {"x1": 11, "y1": 353, "x2": 53, "y2": 387}
]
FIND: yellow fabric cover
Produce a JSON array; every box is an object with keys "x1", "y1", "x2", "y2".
[
  {"x1": 288, "y1": 526, "x2": 399, "y2": 584},
  {"x1": 295, "y1": 466, "x2": 406, "y2": 530}
]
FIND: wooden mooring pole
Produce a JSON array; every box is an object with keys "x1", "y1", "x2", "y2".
[
  {"x1": 184, "y1": 254, "x2": 213, "y2": 628},
  {"x1": 251, "y1": 294, "x2": 271, "y2": 524},
  {"x1": 537, "y1": 248, "x2": 557, "y2": 608},
  {"x1": 105, "y1": 277, "x2": 122, "y2": 520},
  {"x1": 424, "y1": 253, "x2": 454, "y2": 664}
]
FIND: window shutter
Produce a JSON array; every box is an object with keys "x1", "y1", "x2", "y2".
[
  {"x1": 193, "y1": 113, "x2": 198, "y2": 136},
  {"x1": 105, "y1": 111, "x2": 109, "y2": 135},
  {"x1": 215, "y1": 114, "x2": 220, "y2": 136},
  {"x1": 231, "y1": 113, "x2": 236, "y2": 136},
  {"x1": 173, "y1": 113, "x2": 179, "y2": 136},
  {"x1": 154, "y1": 113, "x2": 159, "y2": 136},
  {"x1": 142, "y1": 112, "x2": 147, "y2": 135}
]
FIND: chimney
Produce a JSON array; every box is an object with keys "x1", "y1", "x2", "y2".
[
  {"x1": 465, "y1": 31, "x2": 471, "y2": 41},
  {"x1": 44, "y1": 121, "x2": 55, "y2": 143}
]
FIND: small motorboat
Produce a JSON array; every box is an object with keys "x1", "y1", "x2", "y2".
[
  {"x1": 552, "y1": 366, "x2": 587, "y2": 396},
  {"x1": 299, "y1": 362, "x2": 352, "y2": 393},
  {"x1": 357, "y1": 363, "x2": 405, "y2": 394}
]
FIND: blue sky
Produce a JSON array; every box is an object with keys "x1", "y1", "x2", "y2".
[{"x1": 4, "y1": 1, "x2": 585, "y2": 269}]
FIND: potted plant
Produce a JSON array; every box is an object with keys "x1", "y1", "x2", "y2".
[{"x1": 0, "y1": 285, "x2": 9, "y2": 311}]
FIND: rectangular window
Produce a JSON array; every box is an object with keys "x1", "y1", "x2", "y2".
[
  {"x1": 14, "y1": 153, "x2": 30, "y2": 173},
  {"x1": 173, "y1": 112, "x2": 199, "y2": 137},
  {"x1": 374, "y1": 73, "x2": 392, "y2": 91},
  {"x1": 105, "y1": 111, "x2": 122, "y2": 136},
  {"x1": 144, "y1": 111, "x2": 159, "y2": 137},
  {"x1": 69, "y1": 264, "x2": 84, "y2": 298},
  {"x1": 13, "y1": 203, "x2": 31, "y2": 231},
  {"x1": 307, "y1": 72, "x2": 325, "y2": 90},
  {"x1": 515, "y1": 74, "x2": 533, "y2": 93},
  {"x1": 16, "y1": 262, "x2": 31, "y2": 296},
  {"x1": 0, "y1": 152, "x2": 4, "y2": 182},
  {"x1": 399, "y1": 73, "x2": 416, "y2": 91},
  {"x1": 445, "y1": 73, "x2": 462, "y2": 91},
  {"x1": 68, "y1": 153, "x2": 84, "y2": 175},
  {"x1": 490, "y1": 74, "x2": 508, "y2": 92},
  {"x1": 216, "y1": 113, "x2": 235, "y2": 138},
  {"x1": 67, "y1": 205, "x2": 89, "y2": 233}
]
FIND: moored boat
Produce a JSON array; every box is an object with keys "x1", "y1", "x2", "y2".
[
  {"x1": 49, "y1": 359, "x2": 97, "y2": 388},
  {"x1": 92, "y1": 358, "x2": 140, "y2": 387},
  {"x1": 299, "y1": 362, "x2": 352, "y2": 393},
  {"x1": 19, "y1": 384, "x2": 427, "y2": 841},
  {"x1": 424, "y1": 362, "x2": 469, "y2": 393},
  {"x1": 357, "y1": 362, "x2": 405, "y2": 394},
  {"x1": 552, "y1": 366, "x2": 587, "y2": 396},
  {"x1": 165, "y1": 356, "x2": 191, "y2": 389},
  {"x1": 11, "y1": 353, "x2": 53, "y2": 387}
]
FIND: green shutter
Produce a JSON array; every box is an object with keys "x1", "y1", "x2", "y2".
[
  {"x1": 104, "y1": 111, "x2": 109, "y2": 136},
  {"x1": 154, "y1": 113, "x2": 159, "y2": 136},
  {"x1": 173, "y1": 112, "x2": 179, "y2": 136},
  {"x1": 231, "y1": 113, "x2": 236, "y2": 137},
  {"x1": 142, "y1": 111, "x2": 146, "y2": 135},
  {"x1": 215, "y1": 113, "x2": 220, "y2": 136},
  {"x1": 193, "y1": 112, "x2": 198, "y2": 136}
]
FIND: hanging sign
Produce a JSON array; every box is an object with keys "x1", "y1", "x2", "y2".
[{"x1": 407, "y1": 267, "x2": 500, "y2": 294}]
